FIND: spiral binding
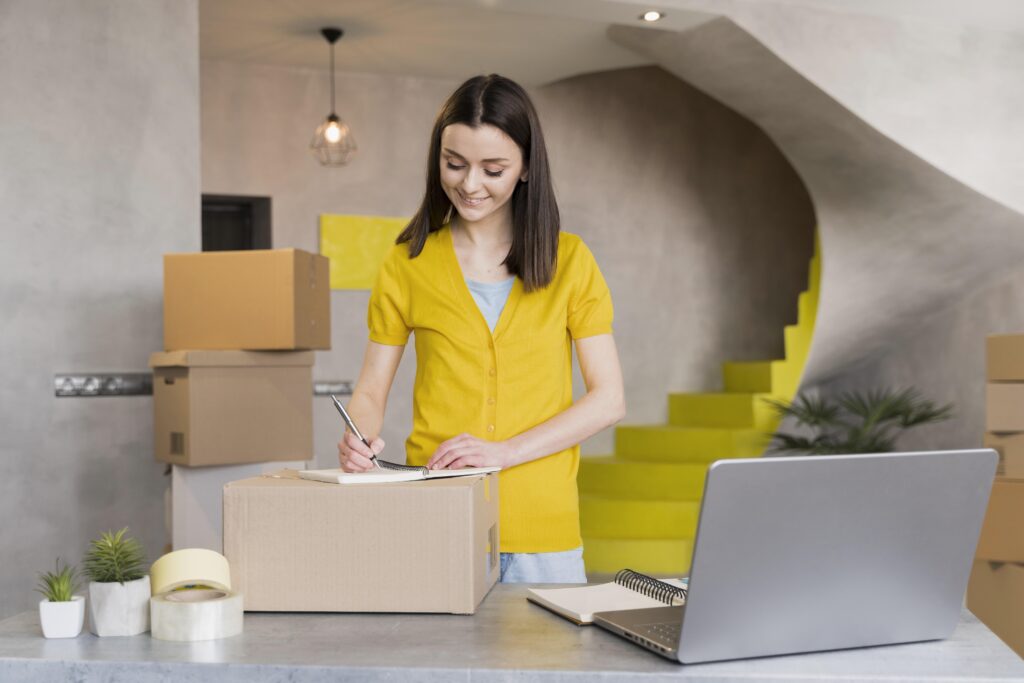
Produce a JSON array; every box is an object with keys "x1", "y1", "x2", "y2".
[
  {"x1": 614, "y1": 568, "x2": 687, "y2": 605},
  {"x1": 376, "y1": 458, "x2": 429, "y2": 474}
]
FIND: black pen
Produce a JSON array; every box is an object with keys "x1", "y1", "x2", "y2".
[{"x1": 330, "y1": 394, "x2": 381, "y2": 469}]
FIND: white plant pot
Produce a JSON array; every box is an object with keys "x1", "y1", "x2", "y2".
[
  {"x1": 88, "y1": 576, "x2": 151, "y2": 636},
  {"x1": 38, "y1": 595, "x2": 85, "y2": 638}
]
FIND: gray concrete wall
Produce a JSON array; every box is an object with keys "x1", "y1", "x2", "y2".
[
  {"x1": 200, "y1": 60, "x2": 815, "y2": 462},
  {"x1": 669, "y1": 0, "x2": 1024, "y2": 216},
  {"x1": 696, "y1": 4, "x2": 1024, "y2": 445},
  {"x1": 611, "y1": 16, "x2": 1024, "y2": 450},
  {"x1": 825, "y1": 269, "x2": 1024, "y2": 453},
  {"x1": 0, "y1": 0, "x2": 199, "y2": 619},
  {"x1": 612, "y1": 19, "x2": 1024, "y2": 402}
]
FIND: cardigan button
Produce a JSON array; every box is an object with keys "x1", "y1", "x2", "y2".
[
  {"x1": 487, "y1": 424, "x2": 495, "y2": 433},
  {"x1": 488, "y1": 368, "x2": 496, "y2": 377},
  {"x1": 487, "y1": 397, "x2": 496, "y2": 405}
]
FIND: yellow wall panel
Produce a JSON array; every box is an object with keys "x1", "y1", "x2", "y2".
[{"x1": 319, "y1": 214, "x2": 407, "y2": 290}]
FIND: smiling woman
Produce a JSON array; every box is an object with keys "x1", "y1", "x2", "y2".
[{"x1": 335, "y1": 74, "x2": 626, "y2": 584}]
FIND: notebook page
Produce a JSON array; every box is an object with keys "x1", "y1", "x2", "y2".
[
  {"x1": 528, "y1": 578, "x2": 688, "y2": 624},
  {"x1": 298, "y1": 469, "x2": 421, "y2": 485},
  {"x1": 424, "y1": 466, "x2": 501, "y2": 479}
]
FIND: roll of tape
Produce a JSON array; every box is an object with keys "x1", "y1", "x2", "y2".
[
  {"x1": 150, "y1": 548, "x2": 232, "y2": 594},
  {"x1": 150, "y1": 589, "x2": 244, "y2": 642}
]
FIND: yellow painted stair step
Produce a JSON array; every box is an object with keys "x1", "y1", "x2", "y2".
[
  {"x1": 578, "y1": 456, "x2": 706, "y2": 500},
  {"x1": 797, "y1": 290, "x2": 817, "y2": 328},
  {"x1": 615, "y1": 425, "x2": 768, "y2": 462},
  {"x1": 583, "y1": 538, "x2": 693, "y2": 577},
  {"x1": 808, "y1": 253, "x2": 821, "y2": 290},
  {"x1": 722, "y1": 359, "x2": 793, "y2": 394},
  {"x1": 667, "y1": 392, "x2": 778, "y2": 430},
  {"x1": 784, "y1": 324, "x2": 811, "y2": 363},
  {"x1": 580, "y1": 496, "x2": 700, "y2": 539}
]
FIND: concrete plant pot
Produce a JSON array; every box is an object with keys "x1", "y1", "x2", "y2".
[
  {"x1": 88, "y1": 576, "x2": 151, "y2": 636},
  {"x1": 39, "y1": 595, "x2": 85, "y2": 638}
]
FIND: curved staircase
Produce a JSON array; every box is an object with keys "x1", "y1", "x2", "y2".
[{"x1": 580, "y1": 236, "x2": 820, "y2": 576}]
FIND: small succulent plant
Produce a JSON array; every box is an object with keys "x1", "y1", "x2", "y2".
[
  {"x1": 82, "y1": 528, "x2": 147, "y2": 584},
  {"x1": 36, "y1": 559, "x2": 80, "y2": 602}
]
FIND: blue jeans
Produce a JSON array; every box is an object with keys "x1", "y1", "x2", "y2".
[{"x1": 499, "y1": 546, "x2": 587, "y2": 584}]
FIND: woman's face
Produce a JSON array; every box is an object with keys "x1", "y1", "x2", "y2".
[{"x1": 439, "y1": 123, "x2": 525, "y2": 228}]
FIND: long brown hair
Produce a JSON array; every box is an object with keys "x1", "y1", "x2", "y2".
[{"x1": 397, "y1": 74, "x2": 560, "y2": 291}]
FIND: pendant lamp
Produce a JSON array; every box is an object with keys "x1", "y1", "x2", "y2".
[{"x1": 310, "y1": 27, "x2": 356, "y2": 166}]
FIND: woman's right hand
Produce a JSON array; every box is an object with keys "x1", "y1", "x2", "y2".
[{"x1": 338, "y1": 431, "x2": 385, "y2": 472}]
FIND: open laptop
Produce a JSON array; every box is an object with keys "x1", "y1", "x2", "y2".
[{"x1": 592, "y1": 449, "x2": 997, "y2": 663}]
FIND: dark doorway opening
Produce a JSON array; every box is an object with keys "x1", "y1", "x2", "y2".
[{"x1": 201, "y1": 194, "x2": 272, "y2": 251}]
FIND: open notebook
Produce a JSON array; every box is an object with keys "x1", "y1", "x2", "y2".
[
  {"x1": 527, "y1": 569, "x2": 688, "y2": 625},
  {"x1": 299, "y1": 464, "x2": 500, "y2": 485}
]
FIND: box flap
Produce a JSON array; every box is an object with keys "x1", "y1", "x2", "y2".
[
  {"x1": 149, "y1": 350, "x2": 315, "y2": 368},
  {"x1": 165, "y1": 248, "x2": 301, "y2": 259}
]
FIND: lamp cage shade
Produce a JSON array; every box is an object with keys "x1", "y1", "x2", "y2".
[{"x1": 311, "y1": 114, "x2": 357, "y2": 166}]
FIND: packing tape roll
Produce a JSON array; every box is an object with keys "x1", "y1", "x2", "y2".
[
  {"x1": 150, "y1": 589, "x2": 244, "y2": 642},
  {"x1": 150, "y1": 548, "x2": 232, "y2": 594}
]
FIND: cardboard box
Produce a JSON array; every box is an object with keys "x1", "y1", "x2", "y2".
[
  {"x1": 988, "y1": 334, "x2": 1024, "y2": 381},
  {"x1": 967, "y1": 560, "x2": 1024, "y2": 658},
  {"x1": 984, "y1": 433, "x2": 1024, "y2": 478},
  {"x1": 164, "y1": 249, "x2": 330, "y2": 350},
  {"x1": 986, "y1": 383, "x2": 1024, "y2": 432},
  {"x1": 224, "y1": 472, "x2": 500, "y2": 614},
  {"x1": 150, "y1": 350, "x2": 313, "y2": 467},
  {"x1": 976, "y1": 477, "x2": 1024, "y2": 562},
  {"x1": 172, "y1": 461, "x2": 304, "y2": 552}
]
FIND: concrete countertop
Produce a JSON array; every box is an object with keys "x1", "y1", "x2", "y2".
[{"x1": 1, "y1": 585, "x2": 1022, "y2": 682}]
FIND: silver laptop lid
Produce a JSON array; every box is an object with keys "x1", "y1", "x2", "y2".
[{"x1": 677, "y1": 449, "x2": 997, "y2": 664}]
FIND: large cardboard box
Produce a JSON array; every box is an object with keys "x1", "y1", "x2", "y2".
[
  {"x1": 976, "y1": 477, "x2": 1024, "y2": 563},
  {"x1": 988, "y1": 334, "x2": 1024, "y2": 381},
  {"x1": 967, "y1": 560, "x2": 1024, "y2": 658},
  {"x1": 986, "y1": 383, "x2": 1024, "y2": 432},
  {"x1": 164, "y1": 249, "x2": 330, "y2": 350},
  {"x1": 224, "y1": 472, "x2": 500, "y2": 614},
  {"x1": 150, "y1": 350, "x2": 313, "y2": 467},
  {"x1": 984, "y1": 433, "x2": 1024, "y2": 478}
]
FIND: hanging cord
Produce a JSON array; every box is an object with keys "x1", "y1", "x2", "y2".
[{"x1": 329, "y1": 40, "x2": 336, "y2": 116}]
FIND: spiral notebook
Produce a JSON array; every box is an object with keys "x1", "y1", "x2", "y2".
[
  {"x1": 526, "y1": 569, "x2": 689, "y2": 625},
  {"x1": 299, "y1": 460, "x2": 500, "y2": 485}
]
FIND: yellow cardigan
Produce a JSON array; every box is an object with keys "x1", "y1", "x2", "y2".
[{"x1": 368, "y1": 225, "x2": 614, "y2": 552}]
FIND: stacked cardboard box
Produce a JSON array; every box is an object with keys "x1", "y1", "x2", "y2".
[
  {"x1": 153, "y1": 248, "x2": 331, "y2": 551},
  {"x1": 970, "y1": 335, "x2": 1024, "y2": 656}
]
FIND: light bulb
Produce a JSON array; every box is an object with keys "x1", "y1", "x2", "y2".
[
  {"x1": 641, "y1": 10, "x2": 663, "y2": 21},
  {"x1": 325, "y1": 121, "x2": 342, "y2": 143}
]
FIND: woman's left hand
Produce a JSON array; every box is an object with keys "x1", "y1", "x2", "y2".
[{"x1": 427, "y1": 433, "x2": 516, "y2": 470}]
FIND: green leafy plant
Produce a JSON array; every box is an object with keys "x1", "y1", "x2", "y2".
[
  {"x1": 82, "y1": 528, "x2": 147, "y2": 584},
  {"x1": 36, "y1": 559, "x2": 80, "y2": 602},
  {"x1": 766, "y1": 388, "x2": 953, "y2": 455}
]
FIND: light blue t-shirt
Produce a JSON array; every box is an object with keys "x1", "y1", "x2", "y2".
[{"x1": 466, "y1": 277, "x2": 515, "y2": 331}]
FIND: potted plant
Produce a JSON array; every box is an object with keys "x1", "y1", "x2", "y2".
[
  {"x1": 36, "y1": 559, "x2": 85, "y2": 638},
  {"x1": 83, "y1": 527, "x2": 150, "y2": 636},
  {"x1": 766, "y1": 387, "x2": 953, "y2": 455}
]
